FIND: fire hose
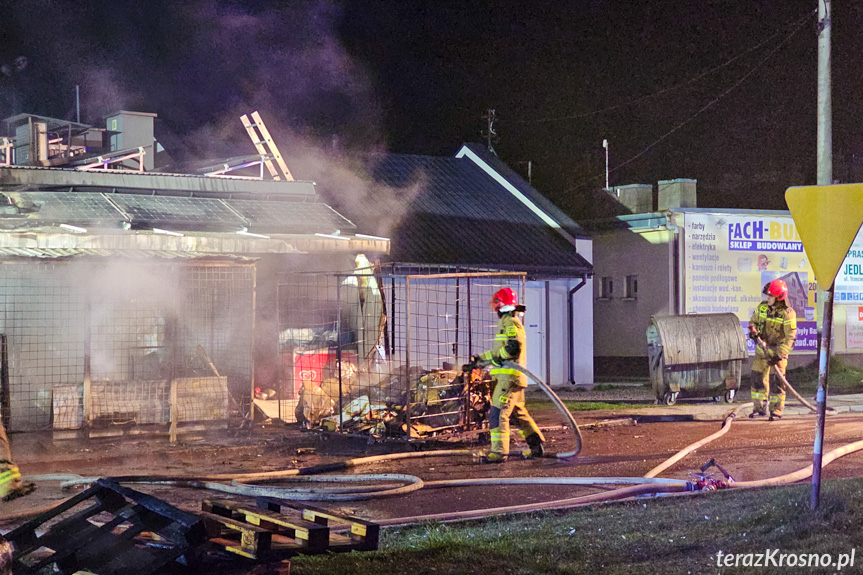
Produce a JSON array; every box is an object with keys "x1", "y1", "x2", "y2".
[
  {"x1": 15, "y1": 366, "x2": 862, "y2": 524},
  {"x1": 751, "y1": 332, "x2": 834, "y2": 413},
  {"x1": 643, "y1": 403, "x2": 749, "y2": 478},
  {"x1": 43, "y1": 361, "x2": 583, "y2": 498},
  {"x1": 21, "y1": 430, "x2": 863, "y2": 526},
  {"x1": 500, "y1": 360, "x2": 583, "y2": 458}
]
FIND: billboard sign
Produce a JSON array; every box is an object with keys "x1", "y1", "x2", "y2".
[
  {"x1": 684, "y1": 213, "x2": 818, "y2": 352},
  {"x1": 846, "y1": 306, "x2": 863, "y2": 349},
  {"x1": 835, "y1": 227, "x2": 863, "y2": 303}
]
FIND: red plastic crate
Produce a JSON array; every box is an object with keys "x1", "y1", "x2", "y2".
[{"x1": 290, "y1": 349, "x2": 357, "y2": 395}]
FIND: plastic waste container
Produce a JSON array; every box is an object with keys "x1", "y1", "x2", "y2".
[{"x1": 646, "y1": 313, "x2": 747, "y2": 405}]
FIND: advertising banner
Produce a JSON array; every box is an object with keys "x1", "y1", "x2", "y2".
[
  {"x1": 846, "y1": 306, "x2": 863, "y2": 349},
  {"x1": 684, "y1": 213, "x2": 818, "y2": 352},
  {"x1": 835, "y1": 227, "x2": 863, "y2": 303}
]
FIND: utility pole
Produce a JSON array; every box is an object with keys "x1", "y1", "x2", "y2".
[
  {"x1": 481, "y1": 109, "x2": 498, "y2": 155},
  {"x1": 602, "y1": 139, "x2": 609, "y2": 189},
  {"x1": 811, "y1": 0, "x2": 833, "y2": 510}
]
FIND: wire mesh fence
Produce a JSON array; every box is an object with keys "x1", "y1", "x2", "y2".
[
  {"x1": 0, "y1": 260, "x2": 254, "y2": 433},
  {"x1": 275, "y1": 264, "x2": 525, "y2": 438}
]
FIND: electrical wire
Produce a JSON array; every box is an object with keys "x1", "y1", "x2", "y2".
[
  {"x1": 562, "y1": 7, "x2": 816, "y2": 192},
  {"x1": 522, "y1": 9, "x2": 817, "y2": 125}
]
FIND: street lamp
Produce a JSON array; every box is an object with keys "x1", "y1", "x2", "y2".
[{"x1": 602, "y1": 139, "x2": 609, "y2": 190}]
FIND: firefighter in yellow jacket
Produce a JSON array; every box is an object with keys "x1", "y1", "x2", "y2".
[
  {"x1": 0, "y1": 410, "x2": 31, "y2": 500},
  {"x1": 748, "y1": 279, "x2": 797, "y2": 420},
  {"x1": 466, "y1": 288, "x2": 545, "y2": 463}
]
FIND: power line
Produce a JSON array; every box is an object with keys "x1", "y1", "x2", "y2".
[
  {"x1": 520, "y1": 8, "x2": 817, "y2": 125},
  {"x1": 562, "y1": 8, "x2": 816, "y2": 194}
]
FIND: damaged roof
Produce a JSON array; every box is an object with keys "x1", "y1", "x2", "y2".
[
  {"x1": 322, "y1": 143, "x2": 592, "y2": 277},
  {"x1": 0, "y1": 165, "x2": 389, "y2": 258},
  {"x1": 0, "y1": 166, "x2": 354, "y2": 234}
]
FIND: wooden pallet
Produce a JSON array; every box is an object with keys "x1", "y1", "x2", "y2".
[
  {"x1": 5, "y1": 479, "x2": 206, "y2": 575},
  {"x1": 201, "y1": 497, "x2": 379, "y2": 560},
  {"x1": 256, "y1": 496, "x2": 379, "y2": 552}
]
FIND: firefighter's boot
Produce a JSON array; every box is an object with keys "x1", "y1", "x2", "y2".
[
  {"x1": 768, "y1": 373, "x2": 787, "y2": 420},
  {"x1": 482, "y1": 425, "x2": 508, "y2": 463},
  {"x1": 480, "y1": 452, "x2": 507, "y2": 464},
  {"x1": 521, "y1": 432, "x2": 545, "y2": 459},
  {"x1": 749, "y1": 370, "x2": 769, "y2": 416}
]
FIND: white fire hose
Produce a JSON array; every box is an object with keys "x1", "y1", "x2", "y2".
[
  {"x1": 15, "y1": 364, "x2": 861, "y2": 527},
  {"x1": 500, "y1": 360, "x2": 583, "y2": 458}
]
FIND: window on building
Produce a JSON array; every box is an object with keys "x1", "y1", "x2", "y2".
[
  {"x1": 624, "y1": 275, "x2": 638, "y2": 299},
  {"x1": 599, "y1": 276, "x2": 613, "y2": 299}
]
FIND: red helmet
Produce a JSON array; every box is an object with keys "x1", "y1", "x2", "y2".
[
  {"x1": 767, "y1": 279, "x2": 788, "y2": 301},
  {"x1": 490, "y1": 287, "x2": 518, "y2": 312}
]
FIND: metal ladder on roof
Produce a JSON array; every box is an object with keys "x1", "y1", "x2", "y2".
[{"x1": 240, "y1": 111, "x2": 294, "y2": 181}]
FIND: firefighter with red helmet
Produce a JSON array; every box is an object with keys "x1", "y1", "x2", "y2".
[
  {"x1": 466, "y1": 287, "x2": 545, "y2": 463},
  {"x1": 747, "y1": 279, "x2": 797, "y2": 420}
]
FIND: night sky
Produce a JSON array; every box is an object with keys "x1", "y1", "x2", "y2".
[{"x1": 1, "y1": 0, "x2": 861, "y2": 217}]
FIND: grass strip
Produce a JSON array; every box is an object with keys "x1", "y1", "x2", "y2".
[
  {"x1": 787, "y1": 356, "x2": 863, "y2": 395},
  {"x1": 292, "y1": 478, "x2": 863, "y2": 574},
  {"x1": 525, "y1": 399, "x2": 653, "y2": 412}
]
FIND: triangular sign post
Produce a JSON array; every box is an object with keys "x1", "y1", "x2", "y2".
[
  {"x1": 785, "y1": 183, "x2": 863, "y2": 510},
  {"x1": 785, "y1": 184, "x2": 863, "y2": 290}
]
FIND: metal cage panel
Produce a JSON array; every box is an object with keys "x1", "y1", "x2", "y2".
[
  {"x1": 276, "y1": 265, "x2": 525, "y2": 437},
  {"x1": 0, "y1": 260, "x2": 255, "y2": 432}
]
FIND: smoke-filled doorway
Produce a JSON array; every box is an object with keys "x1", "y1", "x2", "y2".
[{"x1": 273, "y1": 264, "x2": 525, "y2": 439}]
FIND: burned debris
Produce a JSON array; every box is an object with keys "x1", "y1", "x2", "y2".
[
  {"x1": 268, "y1": 266, "x2": 522, "y2": 439},
  {"x1": 294, "y1": 363, "x2": 494, "y2": 437}
]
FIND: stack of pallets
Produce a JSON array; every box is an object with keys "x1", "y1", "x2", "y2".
[
  {"x1": 201, "y1": 496, "x2": 379, "y2": 560},
  {"x1": 5, "y1": 479, "x2": 206, "y2": 575}
]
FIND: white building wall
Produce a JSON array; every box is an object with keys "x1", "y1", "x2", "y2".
[
  {"x1": 573, "y1": 238, "x2": 594, "y2": 384},
  {"x1": 524, "y1": 237, "x2": 595, "y2": 386},
  {"x1": 593, "y1": 228, "x2": 674, "y2": 358},
  {"x1": 524, "y1": 277, "x2": 594, "y2": 386}
]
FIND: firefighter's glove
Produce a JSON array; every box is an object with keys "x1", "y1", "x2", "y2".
[
  {"x1": 748, "y1": 325, "x2": 760, "y2": 341},
  {"x1": 462, "y1": 355, "x2": 481, "y2": 372},
  {"x1": 768, "y1": 354, "x2": 782, "y2": 366}
]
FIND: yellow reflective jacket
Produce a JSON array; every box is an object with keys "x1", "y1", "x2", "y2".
[
  {"x1": 479, "y1": 312, "x2": 528, "y2": 387},
  {"x1": 749, "y1": 300, "x2": 797, "y2": 359}
]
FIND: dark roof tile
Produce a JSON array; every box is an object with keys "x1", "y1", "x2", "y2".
[{"x1": 321, "y1": 148, "x2": 592, "y2": 276}]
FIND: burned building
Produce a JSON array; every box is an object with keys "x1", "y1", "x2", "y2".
[
  {"x1": 0, "y1": 110, "x2": 593, "y2": 441},
  {"x1": 0, "y1": 111, "x2": 386, "y2": 436}
]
